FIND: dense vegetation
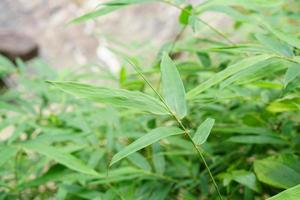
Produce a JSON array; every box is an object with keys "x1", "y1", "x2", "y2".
[{"x1": 0, "y1": 0, "x2": 300, "y2": 199}]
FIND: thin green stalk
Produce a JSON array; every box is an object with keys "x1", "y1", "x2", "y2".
[
  {"x1": 174, "y1": 118, "x2": 223, "y2": 199},
  {"x1": 126, "y1": 59, "x2": 223, "y2": 200}
]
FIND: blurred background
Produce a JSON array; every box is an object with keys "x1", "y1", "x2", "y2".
[
  {"x1": 0, "y1": 0, "x2": 178, "y2": 68},
  {"x1": 0, "y1": 0, "x2": 231, "y2": 71}
]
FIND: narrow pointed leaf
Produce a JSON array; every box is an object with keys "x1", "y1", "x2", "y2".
[
  {"x1": 110, "y1": 127, "x2": 183, "y2": 166},
  {"x1": 187, "y1": 54, "x2": 273, "y2": 100},
  {"x1": 48, "y1": 81, "x2": 168, "y2": 115},
  {"x1": 284, "y1": 64, "x2": 300, "y2": 87},
  {"x1": 255, "y1": 33, "x2": 293, "y2": 57},
  {"x1": 152, "y1": 143, "x2": 165, "y2": 174},
  {"x1": 161, "y1": 53, "x2": 187, "y2": 118},
  {"x1": 268, "y1": 184, "x2": 300, "y2": 200},
  {"x1": 254, "y1": 159, "x2": 300, "y2": 189},
  {"x1": 261, "y1": 20, "x2": 300, "y2": 49},
  {"x1": 227, "y1": 135, "x2": 287, "y2": 144},
  {"x1": 71, "y1": 0, "x2": 157, "y2": 23},
  {"x1": 127, "y1": 152, "x2": 152, "y2": 171},
  {"x1": 193, "y1": 118, "x2": 215, "y2": 145},
  {"x1": 20, "y1": 142, "x2": 98, "y2": 176}
]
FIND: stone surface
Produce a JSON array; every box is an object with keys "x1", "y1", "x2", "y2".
[
  {"x1": 0, "y1": 0, "x2": 232, "y2": 70},
  {"x1": 0, "y1": 0, "x2": 183, "y2": 69},
  {"x1": 0, "y1": 29, "x2": 38, "y2": 61}
]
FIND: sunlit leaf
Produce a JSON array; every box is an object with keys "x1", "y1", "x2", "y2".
[{"x1": 179, "y1": 5, "x2": 193, "y2": 25}]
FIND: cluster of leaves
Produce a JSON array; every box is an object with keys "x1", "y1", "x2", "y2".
[{"x1": 0, "y1": 0, "x2": 300, "y2": 199}]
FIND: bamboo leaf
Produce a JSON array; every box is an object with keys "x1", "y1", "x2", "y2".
[
  {"x1": 71, "y1": 0, "x2": 158, "y2": 23},
  {"x1": 20, "y1": 142, "x2": 99, "y2": 176},
  {"x1": 261, "y1": 20, "x2": 300, "y2": 49},
  {"x1": 268, "y1": 184, "x2": 300, "y2": 200},
  {"x1": 161, "y1": 53, "x2": 187, "y2": 118},
  {"x1": 227, "y1": 135, "x2": 287, "y2": 144},
  {"x1": 254, "y1": 159, "x2": 300, "y2": 189},
  {"x1": 187, "y1": 54, "x2": 273, "y2": 100},
  {"x1": 193, "y1": 118, "x2": 215, "y2": 145},
  {"x1": 110, "y1": 127, "x2": 183, "y2": 166},
  {"x1": 284, "y1": 64, "x2": 300, "y2": 87},
  {"x1": 222, "y1": 170, "x2": 261, "y2": 192},
  {"x1": 152, "y1": 143, "x2": 165, "y2": 174},
  {"x1": 127, "y1": 152, "x2": 152, "y2": 171},
  {"x1": 48, "y1": 81, "x2": 168, "y2": 116},
  {"x1": 179, "y1": 5, "x2": 193, "y2": 25},
  {"x1": 255, "y1": 34, "x2": 293, "y2": 57}
]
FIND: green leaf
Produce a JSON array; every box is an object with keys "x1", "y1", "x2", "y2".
[
  {"x1": 222, "y1": 170, "x2": 261, "y2": 192},
  {"x1": 119, "y1": 66, "x2": 127, "y2": 85},
  {"x1": 268, "y1": 184, "x2": 300, "y2": 200},
  {"x1": 110, "y1": 127, "x2": 183, "y2": 166},
  {"x1": 196, "y1": 52, "x2": 211, "y2": 67},
  {"x1": 193, "y1": 118, "x2": 215, "y2": 145},
  {"x1": 267, "y1": 96, "x2": 300, "y2": 113},
  {"x1": 179, "y1": 5, "x2": 193, "y2": 25},
  {"x1": 255, "y1": 34, "x2": 293, "y2": 57},
  {"x1": 220, "y1": 59, "x2": 275, "y2": 89},
  {"x1": 227, "y1": 135, "x2": 287, "y2": 144},
  {"x1": 161, "y1": 53, "x2": 187, "y2": 118},
  {"x1": 20, "y1": 142, "x2": 98, "y2": 176},
  {"x1": 152, "y1": 143, "x2": 165, "y2": 174},
  {"x1": 284, "y1": 64, "x2": 300, "y2": 87},
  {"x1": 187, "y1": 54, "x2": 273, "y2": 100},
  {"x1": 0, "y1": 146, "x2": 18, "y2": 167},
  {"x1": 71, "y1": 0, "x2": 157, "y2": 23},
  {"x1": 260, "y1": 19, "x2": 300, "y2": 49},
  {"x1": 127, "y1": 152, "x2": 152, "y2": 171},
  {"x1": 48, "y1": 81, "x2": 168, "y2": 116},
  {"x1": 254, "y1": 158, "x2": 300, "y2": 189}
]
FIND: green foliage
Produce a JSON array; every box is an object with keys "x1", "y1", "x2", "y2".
[
  {"x1": 48, "y1": 81, "x2": 169, "y2": 115},
  {"x1": 160, "y1": 53, "x2": 187, "y2": 118},
  {"x1": 110, "y1": 127, "x2": 183, "y2": 166},
  {"x1": 0, "y1": 0, "x2": 300, "y2": 199},
  {"x1": 192, "y1": 118, "x2": 215, "y2": 145},
  {"x1": 268, "y1": 184, "x2": 300, "y2": 200}
]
